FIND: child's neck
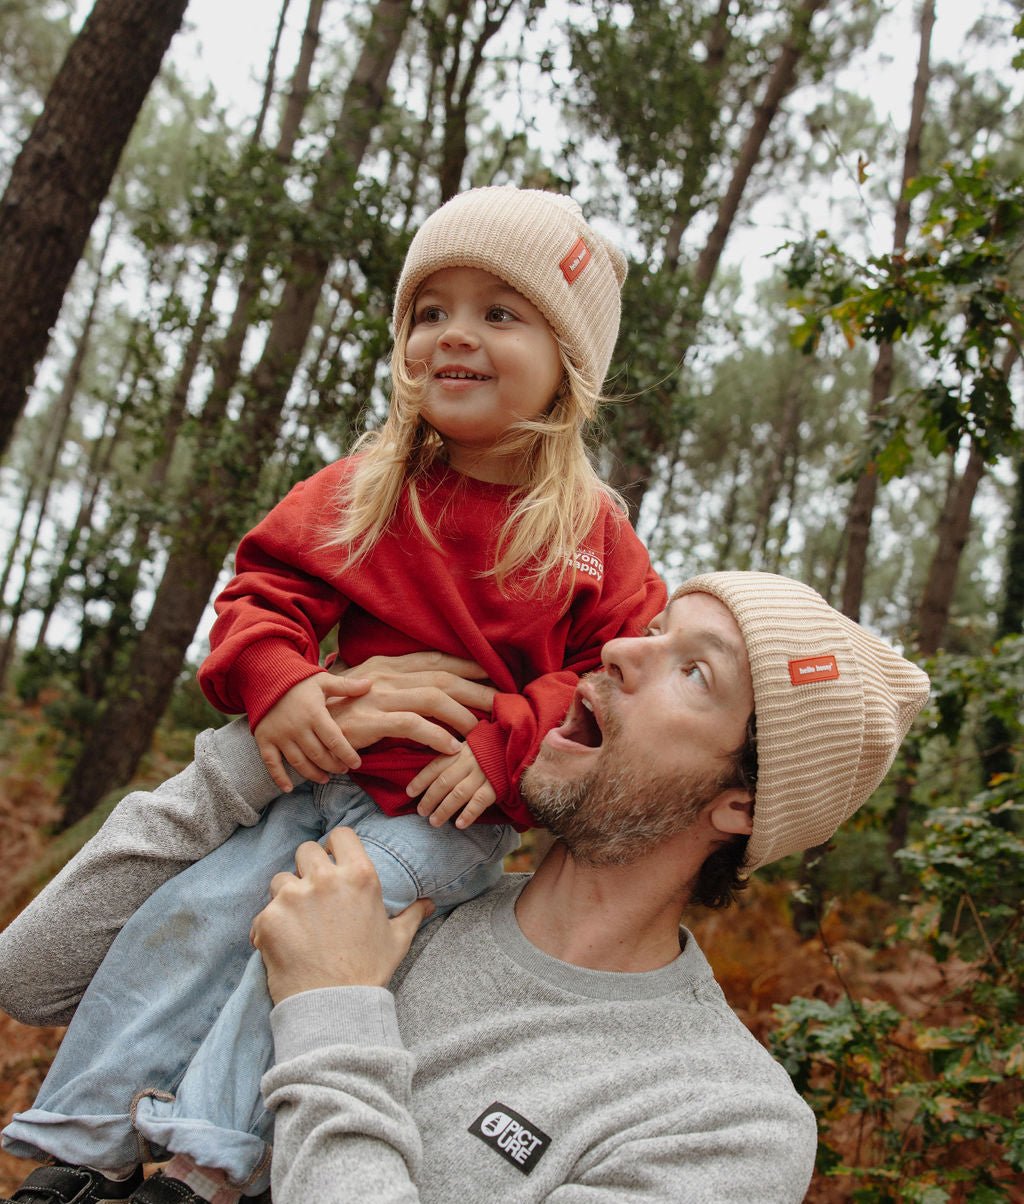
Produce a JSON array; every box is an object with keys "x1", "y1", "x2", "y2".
[{"x1": 443, "y1": 445, "x2": 521, "y2": 486}]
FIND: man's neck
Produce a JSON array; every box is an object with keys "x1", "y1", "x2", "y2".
[{"x1": 513, "y1": 841, "x2": 697, "y2": 973}]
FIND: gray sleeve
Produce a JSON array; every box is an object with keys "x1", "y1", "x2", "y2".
[
  {"x1": 263, "y1": 987, "x2": 422, "y2": 1203},
  {"x1": 0, "y1": 717, "x2": 288, "y2": 1026}
]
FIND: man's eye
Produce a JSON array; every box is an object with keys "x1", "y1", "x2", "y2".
[{"x1": 683, "y1": 663, "x2": 708, "y2": 688}]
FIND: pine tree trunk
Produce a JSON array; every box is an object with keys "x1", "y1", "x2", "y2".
[
  {"x1": 57, "y1": 0, "x2": 415, "y2": 828},
  {"x1": 840, "y1": 0, "x2": 934, "y2": 621},
  {"x1": 751, "y1": 376, "x2": 804, "y2": 562},
  {"x1": 915, "y1": 442, "x2": 986, "y2": 656},
  {"x1": 33, "y1": 326, "x2": 139, "y2": 650},
  {"x1": 997, "y1": 451, "x2": 1024, "y2": 639},
  {"x1": 0, "y1": 224, "x2": 110, "y2": 682},
  {"x1": 0, "y1": 0, "x2": 190, "y2": 456}
]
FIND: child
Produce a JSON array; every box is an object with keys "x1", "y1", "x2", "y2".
[{"x1": 1, "y1": 187, "x2": 666, "y2": 1204}]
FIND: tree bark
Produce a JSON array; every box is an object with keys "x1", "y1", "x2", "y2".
[
  {"x1": 751, "y1": 377, "x2": 804, "y2": 563},
  {"x1": 997, "y1": 450, "x2": 1024, "y2": 639},
  {"x1": 434, "y1": 0, "x2": 518, "y2": 201},
  {"x1": 57, "y1": 0, "x2": 415, "y2": 828},
  {"x1": 840, "y1": 0, "x2": 934, "y2": 621},
  {"x1": 915, "y1": 442, "x2": 986, "y2": 656},
  {"x1": 0, "y1": 0, "x2": 190, "y2": 457}
]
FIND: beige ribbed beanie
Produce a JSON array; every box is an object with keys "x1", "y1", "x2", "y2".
[
  {"x1": 674, "y1": 572, "x2": 931, "y2": 872},
  {"x1": 393, "y1": 186, "x2": 628, "y2": 392}
]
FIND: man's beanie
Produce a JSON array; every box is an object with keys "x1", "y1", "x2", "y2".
[
  {"x1": 674, "y1": 572, "x2": 931, "y2": 872},
  {"x1": 393, "y1": 186, "x2": 628, "y2": 393}
]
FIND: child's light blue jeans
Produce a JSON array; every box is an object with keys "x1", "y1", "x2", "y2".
[{"x1": 2, "y1": 776, "x2": 517, "y2": 1193}]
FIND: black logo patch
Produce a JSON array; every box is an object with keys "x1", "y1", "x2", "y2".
[{"x1": 468, "y1": 1102, "x2": 551, "y2": 1174}]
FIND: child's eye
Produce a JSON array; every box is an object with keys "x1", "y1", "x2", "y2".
[
  {"x1": 415, "y1": 304, "x2": 446, "y2": 324},
  {"x1": 486, "y1": 305, "x2": 516, "y2": 323}
]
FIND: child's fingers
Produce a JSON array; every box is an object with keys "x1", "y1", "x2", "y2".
[
  {"x1": 256, "y1": 739, "x2": 296, "y2": 793},
  {"x1": 454, "y1": 787, "x2": 496, "y2": 829},
  {"x1": 426, "y1": 789, "x2": 470, "y2": 827},
  {"x1": 282, "y1": 740, "x2": 331, "y2": 784},
  {"x1": 311, "y1": 713, "x2": 361, "y2": 771},
  {"x1": 414, "y1": 760, "x2": 474, "y2": 818},
  {"x1": 423, "y1": 768, "x2": 489, "y2": 828},
  {"x1": 407, "y1": 754, "x2": 454, "y2": 813}
]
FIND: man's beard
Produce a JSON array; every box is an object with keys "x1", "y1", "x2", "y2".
[{"x1": 522, "y1": 680, "x2": 730, "y2": 867}]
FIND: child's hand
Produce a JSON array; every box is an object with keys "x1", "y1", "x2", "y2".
[
  {"x1": 254, "y1": 673, "x2": 367, "y2": 792},
  {"x1": 407, "y1": 744, "x2": 496, "y2": 829}
]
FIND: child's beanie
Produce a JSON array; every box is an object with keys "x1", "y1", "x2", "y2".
[{"x1": 393, "y1": 186, "x2": 628, "y2": 393}]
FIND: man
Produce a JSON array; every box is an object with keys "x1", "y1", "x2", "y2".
[{"x1": 1, "y1": 572, "x2": 929, "y2": 1202}]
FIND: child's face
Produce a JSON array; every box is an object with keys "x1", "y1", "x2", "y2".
[{"x1": 405, "y1": 266, "x2": 563, "y2": 483}]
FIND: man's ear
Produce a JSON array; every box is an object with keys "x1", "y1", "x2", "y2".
[{"x1": 707, "y1": 788, "x2": 754, "y2": 837}]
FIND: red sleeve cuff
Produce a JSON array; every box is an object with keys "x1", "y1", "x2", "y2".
[
  {"x1": 232, "y1": 640, "x2": 324, "y2": 728},
  {"x1": 467, "y1": 721, "x2": 533, "y2": 830}
]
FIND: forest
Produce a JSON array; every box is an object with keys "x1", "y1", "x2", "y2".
[{"x1": 0, "y1": 0, "x2": 1022, "y2": 1198}]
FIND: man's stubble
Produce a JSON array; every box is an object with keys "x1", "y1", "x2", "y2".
[{"x1": 521, "y1": 676, "x2": 730, "y2": 866}]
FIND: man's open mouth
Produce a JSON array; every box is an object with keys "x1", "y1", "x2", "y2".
[{"x1": 557, "y1": 690, "x2": 604, "y2": 748}]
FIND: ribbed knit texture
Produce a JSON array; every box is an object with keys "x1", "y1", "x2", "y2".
[
  {"x1": 676, "y1": 572, "x2": 931, "y2": 870},
  {"x1": 393, "y1": 187, "x2": 628, "y2": 392}
]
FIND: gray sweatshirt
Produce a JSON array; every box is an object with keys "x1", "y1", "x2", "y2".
[
  {"x1": 265, "y1": 875, "x2": 816, "y2": 1202},
  {"x1": 0, "y1": 721, "x2": 816, "y2": 1200}
]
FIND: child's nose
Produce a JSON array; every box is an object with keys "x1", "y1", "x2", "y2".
[{"x1": 438, "y1": 321, "x2": 479, "y2": 349}]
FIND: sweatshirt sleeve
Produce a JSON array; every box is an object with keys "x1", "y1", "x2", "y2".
[
  {"x1": 263, "y1": 987, "x2": 423, "y2": 1203},
  {"x1": 198, "y1": 467, "x2": 351, "y2": 726},
  {"x1": 0, "y1": 719, "x2": 289, "y2": 1026},
  {"x1": 467, "y1": 516, "x2": 666, "y2": 816}
]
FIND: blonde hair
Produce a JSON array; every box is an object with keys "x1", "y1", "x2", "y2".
[{"x1": 325, "y1": 308, "x2": 625, "y2": 598}]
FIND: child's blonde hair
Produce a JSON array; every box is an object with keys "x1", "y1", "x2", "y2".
[
  {"x1": 324, "y1": 185, "x2": 630, "y2": 597},
  {"x1": 326, "y1": 309, "x2": 624, "y2": 596}
]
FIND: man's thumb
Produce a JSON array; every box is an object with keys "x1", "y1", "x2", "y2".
[{"x1": 391, "y1": 897, "x2": 435, "y2": 949}]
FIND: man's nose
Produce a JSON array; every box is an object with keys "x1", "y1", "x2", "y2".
[{"x1": 600, "y1": 634, "x2": 650, "y2": 689}]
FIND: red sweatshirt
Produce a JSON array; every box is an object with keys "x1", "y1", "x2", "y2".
[{"x1": 199, "y1": 458, "x2": 666, "y2": 829}]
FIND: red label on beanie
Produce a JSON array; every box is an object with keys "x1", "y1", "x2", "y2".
[
  {"x1": 560, "y1": 238, "x2": 591, "y2": 284},
  {"x1": 788, "y1": 655, "x2": 839, "y2": 685}
]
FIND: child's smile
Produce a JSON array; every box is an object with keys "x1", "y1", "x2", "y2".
[{"x1": 406, "y1": 266, "x2": 563, "y2": 483}]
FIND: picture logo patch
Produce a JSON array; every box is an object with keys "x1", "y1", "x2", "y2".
[{"x1": 469, "y1": 1103, "x2": 551, "y2": 1174}]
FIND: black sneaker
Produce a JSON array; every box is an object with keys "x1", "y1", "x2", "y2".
[
  {"x1": 126, "y1": 1176, "x2": 206, "y2": 1204},
  {"x1": 1, "y1": 1164, "x2": 143, "y2": 1204}
]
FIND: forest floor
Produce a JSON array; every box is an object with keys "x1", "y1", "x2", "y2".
[{"x1": 0, "y1": 696, "x2": 1016, "y2": 1201}]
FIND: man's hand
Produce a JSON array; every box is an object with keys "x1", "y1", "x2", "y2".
[
  {"x1": 251, "y1": 828, "x2": 433, "y2": 1004},
  {"x1": 254, "y1": 674, "x2": 369, "y2": 791},
  {"x1": 326, "y1": 652, "x2": 497, "y2": 755},
  {"x1": 407, "y1": 743, "x2": 496, "y2": 829}
]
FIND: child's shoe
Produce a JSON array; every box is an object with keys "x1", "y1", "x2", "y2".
[
  {"x1": 126, "y1": 1174, "x2": 214, "y2": 1203},
  {"x1": 1, "y1": 1163, "x2": 143, "y2": 1203}
]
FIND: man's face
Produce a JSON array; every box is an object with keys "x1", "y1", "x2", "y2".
[{"x1": 522, "y1": 592, "x2": 755, "y2": 865}]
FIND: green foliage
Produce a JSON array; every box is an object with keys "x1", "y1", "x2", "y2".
[
  {"x1": 770, "y1": 638, "x2": 1024, "y2": 1199},
  {"x1": 782, "y1": 162, "x2": 1024, "y2": 477}
]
